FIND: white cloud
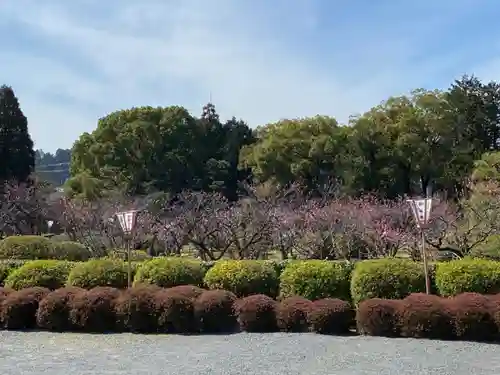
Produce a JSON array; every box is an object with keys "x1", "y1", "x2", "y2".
[{"x1": 0, "y1": 0, "x2": 494, "y2": 151}]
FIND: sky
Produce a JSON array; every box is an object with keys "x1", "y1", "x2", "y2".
[{"x1": 1, "y1": 0, "x2": 500, "y2": 152}]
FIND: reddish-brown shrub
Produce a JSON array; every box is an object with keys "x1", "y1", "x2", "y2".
[
  {"x1": 398, "y1": 293, "x2": 454, "y2": 340},
  {"x1": 155, "y1": 290, "x2": 196, "y2": 333},
  {"x1": 356, "y1": 298, "x2": 401, "y2": 337},
  {"x1": 1, "y1": 287, "x2": 49, "y2": 330},
  {"x1": 0, "y1": 287, "x2": 13, "y2": 327},
  {"x1": 115, "y1": 285, "x2": 161, "y2": 333},
  {"x1": 276, "y1": 296, "x2": 313, "y2": 332},
  {"x1": 163, "y1": 285, "x2": 205, "y2": 301},
  {"x1": 235, "y1": 294, "x2": 278, "y2": 332},
  {"x1": 308, "y1": 298, "x2": 353, "y2": 334},
  {"x1": 194, "y1": 290, "x2": 237, "y2": 333},
  {"x1": 36, "y1": 287, "x2": 85, "y2": 331},
  {"x1": 448, "y1": 293, "x2": 497, "y2": 342},
  {"x1": 69, "y1": 286, "x2": 121, "y2": 333}
]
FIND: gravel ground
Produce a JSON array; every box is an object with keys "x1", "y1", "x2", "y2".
[{"x1": 0, "y1": 331, "x2": 499, "y2": 375}]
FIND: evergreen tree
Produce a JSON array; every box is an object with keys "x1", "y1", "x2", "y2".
[{"x1": 0, "y1": 85, "x2": 35, "y2": 183}]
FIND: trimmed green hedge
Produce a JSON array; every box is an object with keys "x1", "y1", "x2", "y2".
[
  {"x1": 435, "y1": 258, "x2": 500, "y2": 296},
  {"x1": 0, "y1": 260, "x2": 25, "y2": 285},
  {"x1": 4, "y1": 260, "x2": 74, "y2": 290},
  {"x1": 350, "y1": 259, "x2": 426, "y2": 305},
  {"x1": 52, "y1": 241, "x2": 92, "y2": 261},
  {"x1": 66, "y1": 259, "x2": 129, "y2": 289},
  {"x1": 134, "y1": 257, "x2": 205, "y2": 288},
  {"x1": 0, "y1": 236, "x2": 55, "y2": 259},
  {"x1": 204, "y1": 260, "x2": 279, "y2": 297},
  {"x1": 279, "y1": 260, "x2": 353, "y2": 301}
]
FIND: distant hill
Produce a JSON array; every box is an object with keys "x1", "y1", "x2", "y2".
[{"x1": 35, "y1": 149, "x2": 71, "y2": 186}]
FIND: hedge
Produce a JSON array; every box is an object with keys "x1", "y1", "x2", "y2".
[
  {"x1": 134, "y1": 257, "x2": 205, "y2": 288},
  {"x1": 4, "y1": 260, "x2": 74, "y2": 290},
  {"x1": 350, "y1": 259, "x2": 426, "y2": 305},
  {"x1": 66, "y1": 259, "x2": 129, "y2": 289},
  {"x1": 52, "y1": 241, "x2": 92, "y2": 261},
  {"x1": 0, "y1": 260, "x2": 25, "y2": 285},
  {"x1": 435, "y1": 259, "x2": 500, "y2": 296},
  {"x1": 0, "y1": 236, "x2": 55, "y2": 259},
  {"x1": 1, "y1": 285, "x2": 500, "y2": 342},
  {"x1": 279, "y1": 260, "x2": 353, "y2": 301},
  {"x1": 204, "y1": 260, "x2": 279, "y2": 297}
]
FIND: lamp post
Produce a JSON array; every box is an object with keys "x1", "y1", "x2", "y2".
[
  {"x1": 47, "y1": 220, "x2": 54, "y2": 232},
  {"x1": 115, "y1": 210, "x2": 139, "y2": 288},
  {"x1": 407, "y1": 197, "x2": 433, "y2": 294}
]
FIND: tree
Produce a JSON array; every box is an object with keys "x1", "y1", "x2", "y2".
[{"x1": 0, "y1": 85, "x2": 35, "y2": 183}]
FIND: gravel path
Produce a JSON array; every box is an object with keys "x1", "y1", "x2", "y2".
[{"x1": 0, "y1": 331, "x2": 499, "y2": 375}]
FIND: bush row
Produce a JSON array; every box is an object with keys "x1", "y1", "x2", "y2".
[
  {"x1": 0, "y1": 236, "x2": 92, "y2": 261},
  {"x1": 357, "y1": 292, "x2": 500, "y2": 342},
  {"x1": 4, "y1": 257, "x2": 500, "y2": 303},
  {"x1": 0, "y1": 286, "x2": 353, "y2": 335}
]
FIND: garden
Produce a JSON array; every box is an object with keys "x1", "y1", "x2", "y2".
[{"x1": 1, "y1": 235, "x2": 500, "y2": 342}]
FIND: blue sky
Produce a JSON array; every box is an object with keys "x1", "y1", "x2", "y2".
[{"x1": 1, "y1": 0, "x2": 500, "y2": 152}]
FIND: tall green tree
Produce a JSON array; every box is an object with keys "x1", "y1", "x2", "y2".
[{"x1": 0, "y1": 85, "x2": 35, "y2": 183}]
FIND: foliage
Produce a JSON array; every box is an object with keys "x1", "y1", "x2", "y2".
[
  {"x1": 398, "y1": 293, "x2": 454, "y2": 339},
  {"x1": 350, "y1": 259, "x2": 426, "y2": 305},
  {"x1": 235, "y1": 294, "x2": 278, "y2": 332},
  {"x1": 193, "y1": 289, "x2": 237, "y2": 333},
  {"x1": 155, "y1": 289, "x2": 196, "y2": 333},
  {"x1": 36, "y1": 287, "x2": 84, "y2": 331},
  {"x1": 1, "y1": 287, "x2": 49, "y2": 329},
  {"x1": 69, "y1": 286, "x2": 120, "y2": 332},
  {"x1": 276, "y1": 296, "x2": 314, "y2": 332},
  {"x1": 0, "y1": 235, "x2": 55, "y2": 259},
  {"x1": 0, "y1": 85, "x2": 35, "y2": 183},
  {"x1": 356, "y1": 298, "x2": 401, "y2": 337},
  {"x1": 279, "y1": 260, "x2": 353, "y2": 301},
  {"x1": 435, "y1": 259, "x2": 500, "y2": 296},
  {"x1": 204, "y1": 260, "x2": 279, "y2": 297},
  {"x1": 4, "y1": 260, "x2": 73, "y2": 290},
  {"x1": 448, "y1": 293, "x2": 497, "y2": 342},
  {"x1": 0, "y1": 261, "x2": 24, "y2": 285},
  {"x1": 162, "y1": 285, "x2": 205, "y2": 301},
  {"x1": 66, "y1": 259, "x2": 129, "y2": 289},
  {"x1": 52, "y1": 241, "x2": 92, "y2": 261},
  {"x1": 114, "y1": 285, "x2": 161, "y2": 333},
  {"x1": 133, "y1": 257, "x2": 205, "y2": 288},
  {"x1": 308, "y1": 298, "x2": 353, "y2": 334}
]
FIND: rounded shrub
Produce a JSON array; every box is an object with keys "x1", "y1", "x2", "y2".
[
  {"x1": 133, "y1": 257, "x2": 205, "y2": 288},
  {"x1": 235, "y1": 294, "x2": 278, "y2": 332},
  {"x1": 0, "y1": 235, "x2": 55, "y2": 260},
  {"x1": 107, "y1": 249, "x2": 151, "y2": 262},
  {"x1": 155, "y1": 290, "x2": 196, "y2": 333},
  {"x1": 308, "y1": 298, "x2": 353, "y2": 334},
  {"x1": 1, "y1": 287, "x2": 49, "y2": 329},
  {"x1": 276, "y1": 296, "x2": 313, "y2": 332},
  {"x1": 67, "y1": 259, "x2": 129, "y2": 289},
  {"x1": 279, "y1": 260, "x2": 353, "y2": 301},
  {"x1": 194, "y1": 289, "x2": 237, "y2": 333},
  {"x1": 356, "y1": 298, "x2": 401, "y2": 337},
  {"x1": 398, "y1": 293, "x2": 454, "y2": 339},
  {"x1": 36, "y1": 287, "x2": 85, "y2": 331},
  {"x1": 69, "y1": 286, "x2": 121, "y2": 332},
  {"x1": 114, "y1": 285, "x2": 161, "y2": 333},
  {"x1": 0, "y1": 260, "x2": 24, "y2": 285},
  {"x1": 435, "y1": 259, "x2": 500, "y2": 297},
  {"x1": 163, "y1": 285, "x2": 206, "y2": 301},
  {"x1": 52, "y1": 241, "x2": 92, "y2": 261},
  {"x1": 4, "y1": 260, "x2": 74, "y2": 290},
  {"x1": 448, "y1": 292, "x2": 497, "y2": 342},
  {"x1": 204, "y1": 260, "x2": 279, "y2": 297},
  {"x1": 350, "y1": 259, "x2": 426, "y2": 305}
]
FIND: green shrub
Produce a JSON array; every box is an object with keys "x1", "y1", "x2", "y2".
[
  {"x1": 4, "y1": 260, "x2": 74, "y2": 290},
  {"x1": 0, "y1": 260, "x2": 25, "y2": 285},
  {"x1": 66, "y1": 259, "x2": 129, "y2": 289},
  {"x1": 435, "y1": 259, "x2": 500, "y2": 296},
  {"x1": 470, "y1": 235, "x2": 500, "y2": 260},
  {"x1": 0, "y1": 235, "x2": 55, "y2": 259},
  {"x1": 204, "y1": 260, "x2": 279, "y2": 297},
  {"x1": 133, "y1": 257, "x2": 205, "y2": 288},
  {"x1": 279, "y1": 260, "x2": 353, "y2": 301},
  {"x1": 52, "y1": 241, "x2": 92, "y2": 261},
  {"x1": 350, "y1": 259, "x2": 426, "y2": 305},
  {"x1": 106, "y1": 249, "x2": 151, "y2": 262}
]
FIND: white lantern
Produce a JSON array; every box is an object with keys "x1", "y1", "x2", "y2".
[
  {"x1": 115, "y1": 210, "x2": 139, "y2": 235},
  {"x1": 407, "y1": 198, "x2": 433, "y2": 229}
]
